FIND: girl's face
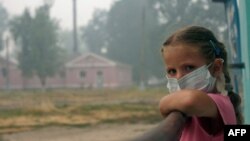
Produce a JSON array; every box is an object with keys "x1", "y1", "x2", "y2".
[{"x1": 162, "y1": 44, "x2": 208, "y2": 79}]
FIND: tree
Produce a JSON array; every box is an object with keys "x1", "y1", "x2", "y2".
[
  {"x1": 10, "y1": 5, "x2": 64, "y2": 88},
  {"x1": 10, "y1": 9, "x2": 34, "y2": 78},
  {"x1": 0, "y1": 3, "x2": 8, "y2": 50},
  {"x1": 149, "y1": 0, "x2": 226, "y2": 37},
  {"x1": 59, "y1": 29, "x2": 89, "y2": 58},
  {"x1": 81, "y1": 9, "x2": 109, "y2": 55}
]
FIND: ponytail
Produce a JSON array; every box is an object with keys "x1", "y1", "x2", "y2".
[
  {"x1": 224, "y1": 63, "x2": 243, "y2": 124},
  {"x1": 212, "y1": 40, "x2": 243, "y2": 124},
  {"x1": 226, "y1": 85, "x2": 244, "y2": 124}
]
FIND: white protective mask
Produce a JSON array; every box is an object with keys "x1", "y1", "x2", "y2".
[{"x1": 166, "y1": 64, "x2": 216, "y2": 93}]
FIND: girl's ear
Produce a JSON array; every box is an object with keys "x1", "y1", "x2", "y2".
[{"x1": 213, "y1": 58, "x2": 224, "y2": 77}]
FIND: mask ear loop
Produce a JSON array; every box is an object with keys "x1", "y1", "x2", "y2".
[
  {"x1": 218, "y1": 58, "x2": 224, "y2": 63},
  {"x1": 212, "y1": 58, "x2": 226, "y2": 95},
  {"x1": 216, "y1": 73, "x2": 228, "y2": 96}
]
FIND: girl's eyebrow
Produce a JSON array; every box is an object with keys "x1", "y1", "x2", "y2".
[
  {"x1": 179, "y1": 61, "x2": 200, "y2": 65},
  {"x1": 166, "y1": 66, "x2": 176, "y2": 71},
  {"x1": 166, "y1": 63, "x2": 195, "y2": 69}
]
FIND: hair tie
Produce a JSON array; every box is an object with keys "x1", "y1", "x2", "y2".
[{"x1": 209, "y1": 40, "x2": 221, "y2": 57}]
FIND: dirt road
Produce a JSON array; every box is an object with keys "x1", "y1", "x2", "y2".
[{"x1": 1, "y1": 123, "x2": 157, "y2": 141}]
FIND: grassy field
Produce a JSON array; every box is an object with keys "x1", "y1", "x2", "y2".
[{"x1": 0, "y1": 87, "x2": 168, "y2": 134}]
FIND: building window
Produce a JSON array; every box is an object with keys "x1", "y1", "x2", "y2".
[
  {"x1": 1, "y1": 68, "x2": 7, "y2": 77},
  {"x1": 80, "y1": 70, "x2": 86, "y2": 79}
]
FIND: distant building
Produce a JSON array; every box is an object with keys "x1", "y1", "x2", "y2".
[
  {"x1": 64, "y1": 53, "x2": 133, "y2": 89},
  {"x1": 0, "y1": 52, "x2": 133, "y2": 90}
]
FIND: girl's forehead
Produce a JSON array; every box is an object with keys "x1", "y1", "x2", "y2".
[{"x1": 162, "y1": 44, "x2": 207, "y2": 65}]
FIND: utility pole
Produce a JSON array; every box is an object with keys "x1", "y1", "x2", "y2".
[
  {"x1": 140, "y1": 1, "x2": 146, "y2": 91},
  {"x1": 5, "y1": 36, "x2": 10, "y2": 90},
  {"x1": 72, "y1": 0, "x2": 78, "y2": 54}
]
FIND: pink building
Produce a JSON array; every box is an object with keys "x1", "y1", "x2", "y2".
[{"x1": 0, "y1": 53, "x2": 133, "y2": 89}]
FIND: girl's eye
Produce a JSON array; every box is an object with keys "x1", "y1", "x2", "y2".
[
  {"x1": 167, "y1": 69, "x2": 176, "y2": 76},
  {"x1": 185, "y1": 65, "x2": 195, "y2": 72}
]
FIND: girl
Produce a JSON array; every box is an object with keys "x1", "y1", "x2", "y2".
[{"x1": 159, "y1": 26, "x2": 243, "y2": 141}]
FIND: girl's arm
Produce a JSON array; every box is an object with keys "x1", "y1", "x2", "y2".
[{"x1": 159, "y1": 89, "x2": 218, "y2": 118}]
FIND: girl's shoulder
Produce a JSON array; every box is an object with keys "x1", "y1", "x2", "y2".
[{"x1": 207, "y1": 93, "x2": 237, "y2": 124}]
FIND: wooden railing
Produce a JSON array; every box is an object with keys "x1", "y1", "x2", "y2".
[{"x1": 127, "y1": 111, "x2": 187, "y2": 141}]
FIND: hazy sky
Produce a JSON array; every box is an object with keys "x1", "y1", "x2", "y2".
[{"x1": 0, "y1": 0, "x2": 114, "y2": 30}]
